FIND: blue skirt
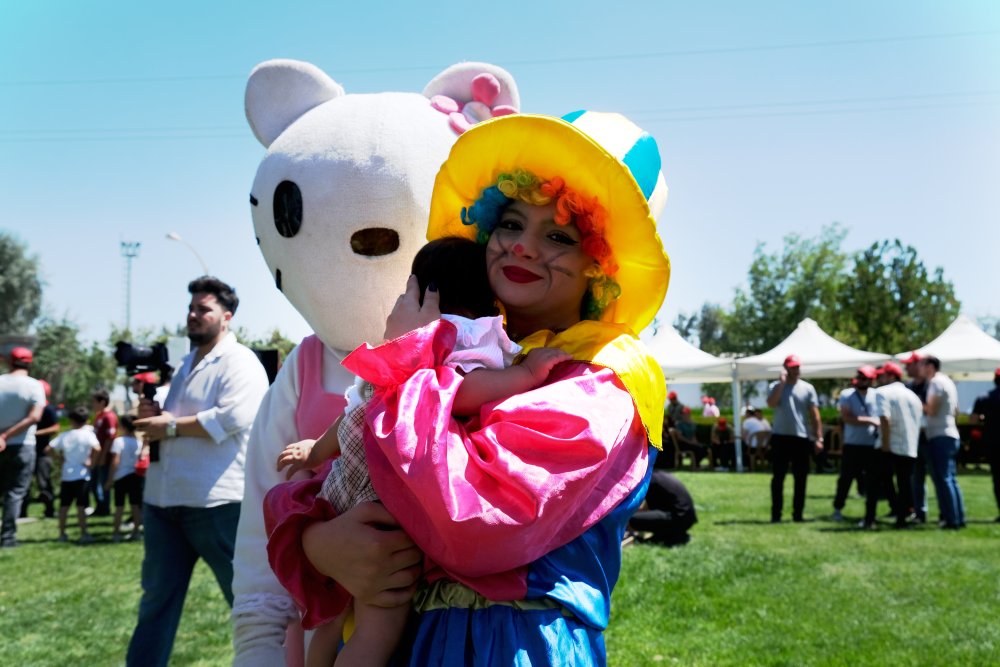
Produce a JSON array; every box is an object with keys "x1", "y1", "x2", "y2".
[{"x1": 394, "y1": 603, "x2": 605, "y2": 666}]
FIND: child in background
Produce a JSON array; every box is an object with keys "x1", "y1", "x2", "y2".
[
  {"x1": 270, "y1": 237, "x2": 571, "y2": 667},
  {"x1": 106, "y1": 415, "x2": 144, "y2": 542},
  {"x1": 47, "y1": 406, "x2": 101, "y2": 545}
]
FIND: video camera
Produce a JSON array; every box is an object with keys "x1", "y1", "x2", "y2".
[
  {"x1": 115, "y1": 341, "x2": 171, "y2": 462},
  {"x1": 114, "y1": 342, "x2": 170, "y2": 400}
]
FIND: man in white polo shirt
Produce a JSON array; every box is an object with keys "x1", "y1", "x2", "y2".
[
  {"x1": 869, "y1": 362, "x2": 923, "y2": 529},
  {"x1": 127, "y1": 277, "x2": 269, "y2": 667}
]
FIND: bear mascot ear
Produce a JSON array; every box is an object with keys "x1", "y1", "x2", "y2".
[{"x1": 245, "y1": 59, "x2": 346, "y2": 147}]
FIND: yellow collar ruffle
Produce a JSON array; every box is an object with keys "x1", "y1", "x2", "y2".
[{"x1": 517, "y1": 321, "x2": 664, "y2": 449}]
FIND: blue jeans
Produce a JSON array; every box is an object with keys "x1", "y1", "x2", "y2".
[
  {"x1": 1, "y1": 445, "x2": 36, "y2": 545},
  {"x1": 927, "y1": 436, "x2": 965, "y2": 527},
  {"x1": 126, "y1": 502, "x2": 241, "y2": 667}
]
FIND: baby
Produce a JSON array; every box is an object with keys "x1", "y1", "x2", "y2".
[{"x1": 274, "y1": 237, "x2": 570, "y2": 667}]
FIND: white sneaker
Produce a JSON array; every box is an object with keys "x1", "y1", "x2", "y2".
[{"x1": 832, "y1": 509, "x2": 844, "y2": 521}]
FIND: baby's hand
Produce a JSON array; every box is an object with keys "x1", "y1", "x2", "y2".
[
  {"x1": 521, "y1": 347, "x2": 573, "y2": 385},
  {"x1": 277, "y1": 439, "x2": 318, "y2": 480}
]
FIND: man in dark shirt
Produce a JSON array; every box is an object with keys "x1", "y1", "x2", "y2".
[
  {"x1": 21, "y1": 379, "x2": 59, "y2": 518},
  {"x1": 971, "y1": 368, "x2": 1000, "y2": 522},
  {"x1": 629, "y1": 470, "x2": 697, "y2": 546}
]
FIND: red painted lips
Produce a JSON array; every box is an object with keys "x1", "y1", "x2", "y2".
[{"x1": 502, "y1": 266, "x2": 542, "y2": 283}]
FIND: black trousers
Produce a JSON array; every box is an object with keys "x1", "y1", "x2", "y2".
[
  {"x1": 833, "y1": 445, "x2": 872, "y2": 510},
  {"x1": 866, "y1": 452, "x2": 914, "y2": 525},
  {"x1": 988, "y1": 446, "x2": 1000, "y2": 515},
  {"x1": 630, "y1": 509, "x2": 695, "y2": 546},
  {"x1": 771, "y1": 434, "x2": 812, "y2": 520},
  {"x1": 20, "y1": 453, "x2": 55, "y2": 517}
]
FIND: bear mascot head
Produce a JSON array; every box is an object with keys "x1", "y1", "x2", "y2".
[{"x1": 245, "y1": 58, "x2": 520, "y2": 351}]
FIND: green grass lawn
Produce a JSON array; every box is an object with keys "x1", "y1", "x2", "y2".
[{"x1": 3, "y1": 471, "x2": 998, "y2": 666}]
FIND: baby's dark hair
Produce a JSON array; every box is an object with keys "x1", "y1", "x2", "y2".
[
  {"x1": 411, "y1": 237, "x2": 496, "y2": 319},
  {"x1": 69, "y1": 406, "x2": 90, "y2": 425},
  {"x1": 120, "y1": 415, "x2": 136, "y2": 433}
]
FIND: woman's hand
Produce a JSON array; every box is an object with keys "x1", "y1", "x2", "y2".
[
  {"x1": 383, "y1": 274, "x2": 441, "y2": 341},
  {"x1": 303, "y1": 502, "x2": 423, "y2": 608}
]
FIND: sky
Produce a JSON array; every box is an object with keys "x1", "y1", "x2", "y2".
[{"x1": 2, "y1": 1, "x2": 998, "y2": 351}]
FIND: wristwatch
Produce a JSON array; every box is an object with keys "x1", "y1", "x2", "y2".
[{"x1": 165, "y1": 419, "x2": 177, "y2": 438}]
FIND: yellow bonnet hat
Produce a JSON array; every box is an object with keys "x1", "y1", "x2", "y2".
[{"x1": 427, "y1": 111, "x2": 670, "y2": 334}]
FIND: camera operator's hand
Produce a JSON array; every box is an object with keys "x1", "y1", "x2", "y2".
[
  {"x1": 134, "y1": 411, "x2": 176, "y2": 441},
  {"x1": 137, "y1": 397, "x2": 161, "y2": 419}
]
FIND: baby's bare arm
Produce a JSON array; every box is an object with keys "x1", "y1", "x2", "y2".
[
  {"x1": 452, "y1": 348, "x2": 572, "y2": 417},
  {"x1": 276, "y1": 417, "x2": 343, "y2": 480}
]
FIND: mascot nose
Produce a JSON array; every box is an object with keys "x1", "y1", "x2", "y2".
[{"x1": 350, "y1": 228, "x2": 400, "y2": 256}]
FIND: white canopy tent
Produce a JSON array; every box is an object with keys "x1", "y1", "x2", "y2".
[
  {"x1": 640, "y1": 326, "x2": 734, "y2": 384},
  {"x1": 734, "y1": 318, "x2": 892, "y2": 380},
  {"x1": 641, "y1": 326, "x2": 740, "y2": 470},
  {"x1": 896, "y1": 315, "x2": 1000, "y2": 381},
  {"x1": 643, "y1": 318, "x2": 894, "y2": 471}
]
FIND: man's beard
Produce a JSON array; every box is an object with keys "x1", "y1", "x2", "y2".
[{"x1": 187, "y1": 323, "x2": 220, "y2": 346}]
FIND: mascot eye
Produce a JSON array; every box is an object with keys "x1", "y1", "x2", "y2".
[
  {"x1": 273, "y1": 180, "x2": 303, "y2": 238},
  {"x1": 350, "y1": 228, "x2": 400, "y2": 257}
]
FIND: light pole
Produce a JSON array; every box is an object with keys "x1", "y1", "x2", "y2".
[
  {"x1": 120, "y1": 241, "x2": 141, "y2": 334},
  {"x1": 166, "y1": 232, "x2": 210, "y2": 275}
]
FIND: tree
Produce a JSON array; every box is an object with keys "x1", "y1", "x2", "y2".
[
  {"x1": 32, "y1": 317, "x2": 116, "y2": 408},
  {"x1": 837, "y1": 240, "x2": 960, "y2": 352},
  {"x1": 678, "y1": 225, "x2": 961, "y2": 401},
  {"x1": 723, "y1": 224, "x2": 848, "y2": 355},
  {"x1": 0, "y1": 232, "x2": 44, "y2": 335},
  {"x1": 235, "y1": 327, "x2": 298, "y2": 364}
]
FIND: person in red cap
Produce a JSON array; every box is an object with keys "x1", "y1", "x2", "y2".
[
  {"x1": 710, "y1": 417, "x2": 735, "y2": 470},
  {"x1": 900, "y1": 351, "x2": 930, "y2": 523},
  {"x1": 0, "y1": 347, "x2": 46, "y2": 547},
  {"x1": 766, "y1": 354, "x2": 822, "y2": 522},
  {"x1": 665, "y1": 390, "x2": 684, "y2": 429},
  {"x1": 971, "y1": 367, "x2": 1000, "y2": 521},
  {"x1": 831, "y1": 366, "x2": 881, "y2": 523},
  {"x1": 702, "y1": 396, "x2": 720, "y2": 418},
  {"x1": 867, "y1": 362, "x2": 923, "y2": 529}
]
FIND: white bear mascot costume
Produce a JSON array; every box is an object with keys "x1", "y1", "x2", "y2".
[{"x1": 231, "y1": 59, "x2": 520, "y2": 665}]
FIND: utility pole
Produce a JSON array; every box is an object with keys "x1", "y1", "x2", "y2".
[
  {"x1": 120, "y1": 240, "x2": 141, "y2": 334},
  {"x1": 120, "y1": 240, "x2": 141, "y2": 412}
]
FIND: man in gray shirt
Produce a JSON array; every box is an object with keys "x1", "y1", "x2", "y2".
[
  {"x1": 766, "y1": 354, "x2": 823, "y2": 522},
  {"x1": 922, "y1": 355, "x2": 965, "y2": 529},
  {"x1": 0, "y1": 347, "x2": 46, "y2": 547}
]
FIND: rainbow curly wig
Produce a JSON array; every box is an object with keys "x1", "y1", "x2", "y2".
[{"x1": 460, "y1": 168, "x2": 621, "y2": 321}]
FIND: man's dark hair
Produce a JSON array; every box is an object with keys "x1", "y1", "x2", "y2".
[
  {"x1": 11, "y1": 359, "x2": 30, "y2": 370},
  {"x1": 924, "y1": 355, "x2": 941, "y2": 371},
  {"x1": 188, "y1": 276, "x2": 239, "y2": 315},
  {"x1": 92, "y1": 389, "x2": 110, "y2": 405},
  {"x1": 120, "y1": 415, "x2": 136, "y2": 432},
  {"x1": 411, "y1": 238, "x2": 496, "y2": 319},
  {"x1": 69, "y1": 406, "x2": 90, "y2": 425}
]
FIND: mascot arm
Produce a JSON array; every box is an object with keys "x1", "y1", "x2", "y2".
[
  {"x1": 232, "y1": 346, "x2": 304, "y2": 665},
  {"x1": 345, "y1": 320, "x2": 649, "y2": 579}
]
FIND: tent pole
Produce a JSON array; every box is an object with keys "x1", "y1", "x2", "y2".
[{"x1": 732, "y1": 361, "x2": 744, "y2": 472}]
